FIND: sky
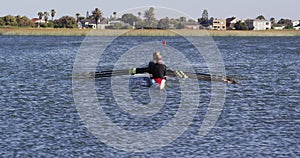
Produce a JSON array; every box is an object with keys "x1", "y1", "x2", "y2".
[{"x1": 0, "y1": 0, "x2": 299, "y2": 20}]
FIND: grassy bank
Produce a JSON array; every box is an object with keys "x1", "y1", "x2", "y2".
[{"x1": 0, "y1": 28, "x2": 299, "y2": 36}]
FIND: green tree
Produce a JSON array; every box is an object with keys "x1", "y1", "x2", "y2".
[
  {"x1": 256, "y1": 15, "x2": 266, "y2": 20},
  {"x1": 51, "y1": 9, "x2": 56, "y2": 20},
  {"x1": 234, "y1": 21, "x2": 248, "y2": 30},
  {"x1": 121, "y1": 13, "x2": 138, "y2": 25},
  {"x1": 47, "y1": 20, "x2": 54, "y2": 28},
  {"x1": 15, "y1": 15, "x2": 21, "y2": 26},
  {"x1": 38, "y1": 12, "x2": 44, "y2": 20},
  {"x1": 134, "y1": 12, "x2": 143, "y2": 28},
  {"x1": 144, "y1": 7, "x2": 156, "y2": 28},
  {"x1": 198, "y1": 9, "x2": 209, "y2": 26},
  {"x1": 92, "y1": 8, "x2": 102, "y2": 27},
  {"x1": 135, "y1": 18, "x2": 144, "y2": 29},
  {"x1": 37, "y1": 12, "x2": 44, "y2": 27},
  {"x1": 277, "y1": 18, "x2": 293, "y2": 29},
  {"x1": 55, "y1": 16, "x2": 77, "y2": 28},
  {"x1": 3, "y1": 15, "x2": 17, "y2": 26},
  {"x1": 16, "y1": 16, "x2": 33, "y2": 27},
  {"x1": 169, "y1": 18, "x2": 182, "y2": 29},
  {"x1": 0, "y1": 17, "x2": 4, "y2": 26},
  {"x1": 44, "y1": 12, "x2": 49, "y2": 24},
  {"x1": 157, "y1": 17, "x2": 170, "y2": 29}
]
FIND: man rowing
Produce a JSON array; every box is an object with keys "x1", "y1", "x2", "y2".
[
  {"x1": 130, "y1": 52, "x2": 167, "y2": 89},
  {"x1": 148, "y1": 52, "x2": 167, "y2": 90}
]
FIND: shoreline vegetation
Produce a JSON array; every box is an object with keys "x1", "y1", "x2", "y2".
[{"x1": 0, "y1": 28, "x2": 299, "y2": 36}]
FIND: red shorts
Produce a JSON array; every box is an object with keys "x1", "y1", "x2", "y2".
[{"x1": 153, "y1": 78, "x2": 163, "y2": 85}]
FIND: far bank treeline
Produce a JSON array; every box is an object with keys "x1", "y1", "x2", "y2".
[{"x1": 0, "y1": 7, "x2": 297, "y2": 30}]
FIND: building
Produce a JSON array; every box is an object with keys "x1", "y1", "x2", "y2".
[
  {"x1": 246, "y1": 19, "x2": 271, "y2": 30},
  {"x1": 31, "y1": 18, "x2": 47, "y2": 27},
  {"x1": 212, "y1": 19, "x2": 226, "y2": 30},
  {"x1": 292, "y1": 20, "x2": 300, "y2": 27},
  {"x1": 292, "y1": 21, "x2": 300, "y2": 30},
  {"x1": 79, "y1": 19, "x2": 109, "y2": 29},
  {"x1": 226, "y1": 17, "x2": 239, "y2": 30},
  {"x1": 273, "y1": 25, "x2": 285, "y2": 30}
]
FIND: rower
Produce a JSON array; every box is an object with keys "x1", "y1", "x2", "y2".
[
  {"x1": 148, "y1": 54, "x2": 167, "y2": 90},
  {"x1": 128, "y1": 52, "x2": 167, "y2": 89}
]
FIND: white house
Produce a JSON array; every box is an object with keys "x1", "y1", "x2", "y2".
[
  {"x1": 246, "y1": 19, "x2": 271, "y2": 30},
  {"x1": 212, "y1": 19, "x2": 226, "y2": 30},
  {"x1": 292, "y1": 20, "x2": 300, "y2": 30},
  {"x1": 79, "y1": 19, "x2": 109, "y2": 29},
  {"x1": 292, "y1": 20, "x2": 300, "y2": 27},
  {"x1": 31, "y1": 18, "x2": 46, "y2": 24},
  {"x1": 88, "y1": 23, "x2": 108, "y2": 29},
  {"x1": 273, "y1": 26, "x2": 285, "y2": 30},
  {"x1": 31, "y1": 18, "x2": 47, "y2": 27}
]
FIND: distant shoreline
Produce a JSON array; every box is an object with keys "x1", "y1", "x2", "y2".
[{"x1": 0, "y1": 28, "x2": 299, "y2": 36}]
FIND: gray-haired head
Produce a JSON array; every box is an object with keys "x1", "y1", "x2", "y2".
[
  {"x1": 156, "y1": 54, "x2": 163, "y2": 64},
  {"x1": 153, "y1": 51, "x2": 161, "y2": 63}
]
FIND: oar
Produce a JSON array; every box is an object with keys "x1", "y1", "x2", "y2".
[
  {"x1": 168, "y1": 70, "x2": 238, "y2": 84},
  {"x1": 88, "y1": 68, "x2": 238, "y2": 84},
  {"x1": 91, "y1": 67, "x2": 149, "y2": 77}
]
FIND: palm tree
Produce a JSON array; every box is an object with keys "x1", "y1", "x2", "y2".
[
  {"x1": 37, "y1": 11, "x2": 44, "y2": 27},
  {"x1": 113, "y1": 12, "x2": 117, "y2": 20},
  {"x1": 86, "y1": 11, "x2": 89, "y2": 19},
  {"x1": 76, "y1": 13, "x2": 80, "y2": 23},
  {"x1": 44, "y1": 12, "x2": 49, "y2": 23},
  {"x1": 38, "y1": 12, "x2": 44, "y2": 20},
  {"x1": 138, "y1": 12, "x2": 141, "y2": 18},
  {"x1": 144, "y1": 7, "x2": 155, "y2": 27},
  {"x1": 92, "y1": 8, "x2": 102, "y2": 27},
  {"x1": 51, "y1": 9, "x2": 56, "y2": 21}
]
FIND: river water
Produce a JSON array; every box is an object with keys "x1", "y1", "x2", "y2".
[{"x1": 0, "y1": 35, "x2": 299, "y2": 157}]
